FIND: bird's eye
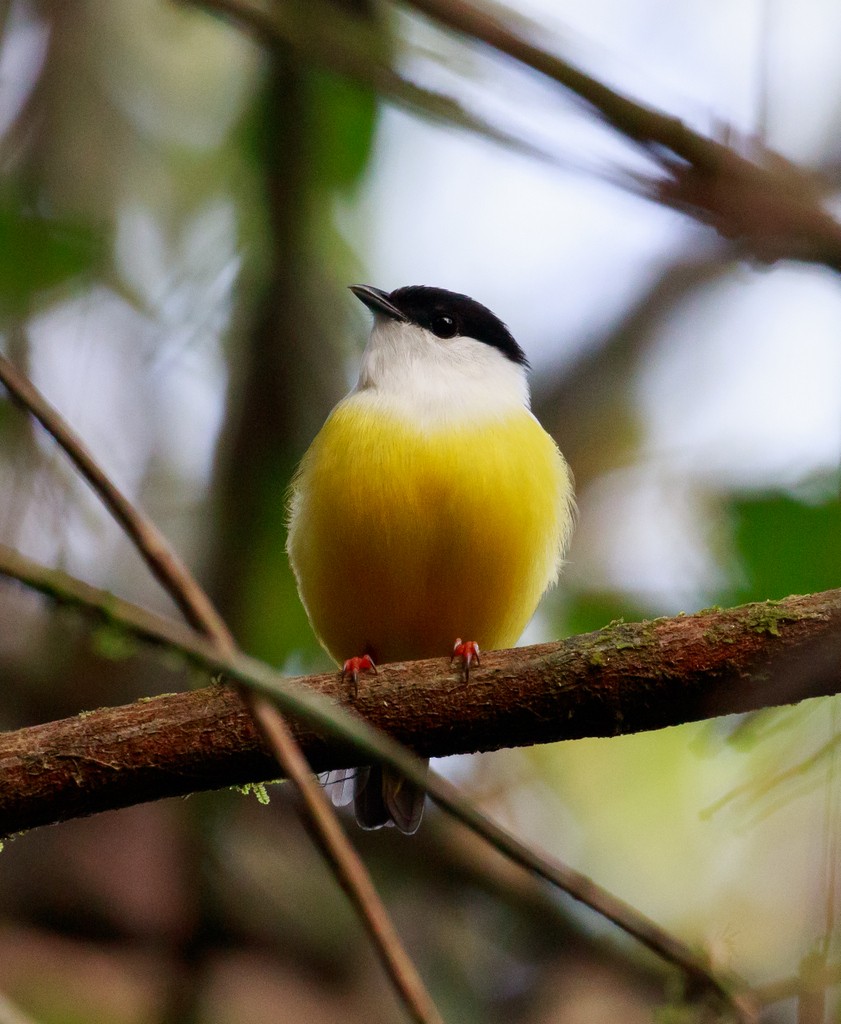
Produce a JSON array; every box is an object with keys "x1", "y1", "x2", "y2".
[{"x1": 430, "y1": 314, "x2": 457, "y2": 338}]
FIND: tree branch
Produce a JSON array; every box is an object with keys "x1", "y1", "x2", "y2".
[
  {"x1": 0, "y1": 355, "x2": 227, "y2": 638},
  {"x1": 186, "y1": 0, "x2": 841, "y2": 270},
  {"x1": 3, "y1": 548, "x2": 838, "y2": 1021},
  {"x1": 3, "y1": 580, "x2": 839, "y2": 839}
]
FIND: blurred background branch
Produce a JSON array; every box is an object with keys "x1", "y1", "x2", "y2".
[
  {"x1": 194, "y1": 0, "x2": 841, "y2": 274},
  {"x1": 186, "y1": 0, "x2": 551, "y2": 158},
  {"x1": 405, "y1": 0, "x2": 841, "y2": 270}
]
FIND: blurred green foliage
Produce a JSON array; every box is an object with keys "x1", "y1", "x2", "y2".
[
  {"x1": 224, "y1": 63, "x2": 377, "y2": 670},
  {"x1": 306, "y1": 70, "x2": 379, "y2": 190},
  {"x1": 726, "y1": 483, "x2": 841, "y2": 605},
  {"x1": 562, "y1": 593, "x2": 639, "y2": 638},
  {"x1": 90, "y1": 622, "x2": 140, "y2": 662},
  {"x1": 236, "y1": 454, "x2": 330, "y2": 668},
  {"x1": 0, "y1": 200, "x2": 102, "y2": 315}
]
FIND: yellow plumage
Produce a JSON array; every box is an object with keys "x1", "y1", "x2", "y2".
[{"x1": 287, "y1": 396, "x2": 573, "y2": 665}]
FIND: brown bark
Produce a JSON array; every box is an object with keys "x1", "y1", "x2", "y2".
[{"x1": 2, "y1": 589, "x2": 840, "y2": 836}]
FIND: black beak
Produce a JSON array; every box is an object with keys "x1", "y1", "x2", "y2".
[{"x1": 350, "y1": 284, "x2": 408, "y2": 322}]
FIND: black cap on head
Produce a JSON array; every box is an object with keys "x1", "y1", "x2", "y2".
[{"x1": 351, "y1": 284, "x2": 528, "y2": 368}]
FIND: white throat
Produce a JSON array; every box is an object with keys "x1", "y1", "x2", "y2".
[{"x1": 354, "y1": 316, "x2": 531, "y2": 427}]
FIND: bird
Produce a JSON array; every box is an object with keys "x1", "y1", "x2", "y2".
[{"x1": 286, "y1": 284, "x2": 575, "y2": 834}]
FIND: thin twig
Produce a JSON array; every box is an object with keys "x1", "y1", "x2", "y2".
[
  {"x1": 0, "y1": 355, "x2": 444, "y2": 1024},
  {"x1": 702, "y1": 731, "x2": 841, "y2": 821},
  {"x1": 754, "y1": 0, "x2": 772, "y2": 144},
  {"x1": 241, "y1": 692, "x2": 444, "y2": 1024},
  {"x1": 0, "y1": 546, "x2": 772, "y2": 1022},
  {"x1": 250, "y1": 699, "x2": 443, "y2": 1023}
]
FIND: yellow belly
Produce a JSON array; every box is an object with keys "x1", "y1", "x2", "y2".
[{"x1": 287, "y1": 397, "x2": 573, "y2": 665}]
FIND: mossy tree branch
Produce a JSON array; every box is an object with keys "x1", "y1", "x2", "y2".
[{"x1": 2, "y1": 575, "x2": 838, "y2": 838}]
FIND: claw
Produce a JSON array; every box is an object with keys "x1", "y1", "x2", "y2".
[
  {"x1": 451, "y1": 639, "x2": 480, "y2": 681},
  {"x1": 341, "y1": 654, "x2": 377, "y2": 696}
]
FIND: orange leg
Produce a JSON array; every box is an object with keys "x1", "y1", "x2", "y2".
[
  {"x1": 451, "y1": 638, "x2": 481, "y2": 681},
  {"x1": 341, "y1": 654, "x2": 377, "y2": 696}
]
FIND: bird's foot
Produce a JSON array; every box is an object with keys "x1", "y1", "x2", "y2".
[
  {"x1": 451, "y1": 639, "x2": 481, "y2": 681},
  {"x1": 341, "y1": 654, "x2": 377, "y2": 696}
]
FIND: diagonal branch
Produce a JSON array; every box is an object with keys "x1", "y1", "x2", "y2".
[{"x1": 0, "y1": 355, "x2": 227, "y2": 637}]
